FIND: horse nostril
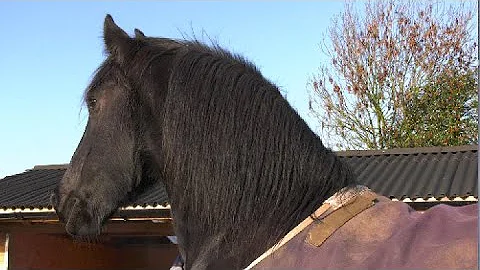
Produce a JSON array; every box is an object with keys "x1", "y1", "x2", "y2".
[{"x1": 54, "y1": 193, "x2": 80, "y2": 224}]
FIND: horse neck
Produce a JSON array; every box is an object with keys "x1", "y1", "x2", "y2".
[
  {"x1": 159, "y1": 50, "x2": 356, "y2": 268},
  {"x1": 169, "y1": 122, "x2": 355, "y2": 269}
]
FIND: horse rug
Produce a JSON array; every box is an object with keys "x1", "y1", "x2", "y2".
[{"x1": 252, "y1": 191, "x2": 478, "y2": 269}]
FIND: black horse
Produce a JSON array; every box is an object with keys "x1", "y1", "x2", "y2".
[
  {"x1": 53, "y1": 15, "x2": 478, "y2": 270},
  {"x1": 52, "y1": 14, "x2": 354, "y2": 268}
]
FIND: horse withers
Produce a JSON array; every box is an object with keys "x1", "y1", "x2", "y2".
[{"x1": 53, "y1": 15, "x2": 478, "y2": 269}]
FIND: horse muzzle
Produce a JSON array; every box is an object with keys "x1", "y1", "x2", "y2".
[{"x1": 52, "y1": 191, "x2": 100, "y2": 237}]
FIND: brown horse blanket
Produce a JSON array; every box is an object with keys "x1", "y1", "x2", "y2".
[{"x1": 254, "y1": 195, "x2": 478, "y2": 269}]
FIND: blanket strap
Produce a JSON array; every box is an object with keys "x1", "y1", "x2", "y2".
[{"x1": 306, "y1": 191, "x2": 378, "y2": 246}]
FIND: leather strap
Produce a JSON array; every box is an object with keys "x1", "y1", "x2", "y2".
[{"x1": 307, "y1": 191, "x2": 378, "y2": 246}]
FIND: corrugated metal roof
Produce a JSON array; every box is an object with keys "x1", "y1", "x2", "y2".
[
  {"x1": 0, "y1": 145, "x2": 477, "y2": 211},
  {"x1": 0, "y1": 168, "x2": 169, "y2": 210},
  {"x1": 0, "y1": 169, "x2": 63, "y2": 209},
  {"x1": 338, "y1": 145, "x2": 478, "y2": 199}
]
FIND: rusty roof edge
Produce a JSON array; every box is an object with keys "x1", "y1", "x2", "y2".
[
  {"x1": 336, "y1": 144, "x2": 478, "y2": 157},
  {"x1": 0, "y1": 205, "x2": 172, "y2": 220},
  {"x1": 0, "y1": 197, "x2": 476, "y2": 221},
  {"x1": 0, "y1": 204, "x2": 171, "y2": 213}
]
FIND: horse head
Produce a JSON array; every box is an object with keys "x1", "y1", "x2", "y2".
[{"x1": 52, "y1": 15, "x2": 178, "y2": 237}]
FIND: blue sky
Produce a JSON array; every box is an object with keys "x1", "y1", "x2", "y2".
[{"x1": 0, "y1": 2, "x2": 346, "y2": 178}]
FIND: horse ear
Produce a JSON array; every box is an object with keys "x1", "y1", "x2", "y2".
[
  {"x1": 134, "y1": 29, "x2": 146, "y2": 40},
  {"x1": 103, "y1": 14, "x2": 134, "y2": 62}
]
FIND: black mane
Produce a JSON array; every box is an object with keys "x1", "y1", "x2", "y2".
[{"x1": 144, "y1": 40, "x2": 357, "y2": 268}]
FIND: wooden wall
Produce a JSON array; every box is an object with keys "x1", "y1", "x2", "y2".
[
  {"x1": 1, "y1": 220, "x2": 178, "y2": 270},
  {"x1": 9, "y1": 233, "x2": 178, "y2": 270}
]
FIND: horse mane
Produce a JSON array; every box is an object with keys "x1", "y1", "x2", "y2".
[{"x1": 132, "y1": 38, "x2": 357, "y2": 268}]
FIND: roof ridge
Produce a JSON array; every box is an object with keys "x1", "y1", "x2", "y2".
[
  {"x1": 32, "y1": 164, "x2": 69, "y2": 170},
  {"x1": 336, "y1": 144, "x2": 478, "y2": 157}
]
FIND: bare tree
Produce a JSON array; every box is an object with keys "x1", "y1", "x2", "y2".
[{"x1": 309, "y1": 0, "x2": 478, "y2": 149}]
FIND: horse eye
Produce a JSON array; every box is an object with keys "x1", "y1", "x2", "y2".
[{"x1": 87, "y1": 98, "x2": 97, "y2": 110}]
